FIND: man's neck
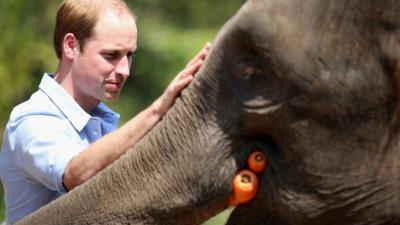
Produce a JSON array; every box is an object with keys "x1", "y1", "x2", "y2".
[{"x1": 54, "y1": 64, "x2": 99, "y2": 113}]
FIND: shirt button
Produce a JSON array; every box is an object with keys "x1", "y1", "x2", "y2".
[{"x1": 93, "y1": 130, "x2": 98, "y2": 136}]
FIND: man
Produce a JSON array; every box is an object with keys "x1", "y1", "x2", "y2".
[{"x1": 0, "y1": 0, "x2": 210, "y2": 224}]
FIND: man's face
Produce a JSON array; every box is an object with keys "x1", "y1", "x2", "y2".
[{"x1": 72, "y1": 10, "x2": 137, "y2": 110}]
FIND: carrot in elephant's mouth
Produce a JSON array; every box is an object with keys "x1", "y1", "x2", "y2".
[{"x1": 229, "y1": 150, "x2": 267, "y2": 206}]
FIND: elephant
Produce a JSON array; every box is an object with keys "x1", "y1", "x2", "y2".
[{"x1": 17, "y1": 0, "x2": 400, "y2": 224}]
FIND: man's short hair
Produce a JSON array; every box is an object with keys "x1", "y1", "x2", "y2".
[{"x1": 53, "y1": 0, "x2": 136, "y2": 59}]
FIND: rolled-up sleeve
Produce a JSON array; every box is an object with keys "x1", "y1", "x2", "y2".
[{"x1": 10, "y1": 114, "x2": 87, "y2": 193}]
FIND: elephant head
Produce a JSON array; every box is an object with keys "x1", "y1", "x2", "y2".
[
  {"x1": 223, "y1": 0, "x2": 400, "y2": 224},
  {"x1": 18, "y1": 0, "x2": 400, "y2": 224}
]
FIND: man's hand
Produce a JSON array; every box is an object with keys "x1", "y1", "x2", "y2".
[{"x1": 152, "y1": 42, "x2": 211, "y2": 117}]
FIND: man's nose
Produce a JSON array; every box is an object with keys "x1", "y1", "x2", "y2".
[{"x1": 115, "y1": 56, "x2": 130, "y2": 78}]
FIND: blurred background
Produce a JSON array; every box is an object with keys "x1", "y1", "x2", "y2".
[{"x1": 0, "y1": 0, "x2": 245, "y2": 224}]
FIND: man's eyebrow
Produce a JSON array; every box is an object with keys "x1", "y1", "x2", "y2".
[{"x1": 100, "y1": 47, "x2": 136, "y2": 54}]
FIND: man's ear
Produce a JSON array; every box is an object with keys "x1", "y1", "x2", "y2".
[{"x1": 62, "y1": 33, "x2": 80, "y2": 60}]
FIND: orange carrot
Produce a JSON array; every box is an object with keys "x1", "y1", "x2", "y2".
[
  {"x1": 248, "y1": 150, "x2": 267, "y2": 173},
  {"x1": 229, "y1": 170, "x2": 259, "y2": 206}
]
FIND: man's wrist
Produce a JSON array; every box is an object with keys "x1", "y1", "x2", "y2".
[
  {"x1": 123, "y1": 103, "x2": 163, "y2": 148},
  {"x1": 150, "y1": 98, "x2": 166, "y2": 119}
]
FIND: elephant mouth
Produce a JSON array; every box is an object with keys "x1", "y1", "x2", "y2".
[
  {"x1": 241, "y1": 100, "x2": 284, "y2": 114},
  {"x1": 238, "y1": 89, "x2": 289, "y2": 114}
]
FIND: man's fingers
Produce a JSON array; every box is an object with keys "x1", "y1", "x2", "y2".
[
  {"x1": 169, "y1": 75, "x2": 194, "y2": 96},
  {"x1": 175, "y1": 75, "x2": 194, "y2": 91},
  {"x1": 155, "y1": 43, "x2": 210, "y2": 116},
  {"x1": 178, "y1": 59, "x2": 204, "y2": 80},
  {"x1": 186, "y1": 42, "x2": 211, "y2": 68}
]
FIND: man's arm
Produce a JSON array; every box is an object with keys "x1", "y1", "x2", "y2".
[{"x1": 63, "y1": 42, "x2": 211, "y2": 191}]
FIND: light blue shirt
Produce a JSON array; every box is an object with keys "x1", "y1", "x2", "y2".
[{"x1": 0, "y1": 73, "x2": 120, "y2": 225}]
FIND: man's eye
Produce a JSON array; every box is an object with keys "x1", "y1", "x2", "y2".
[
  {"x1": 127, "y1": 52, "x2": 135, "y2": 67},
  {"x1": 103, "y1": 53, "x2": 119, "y2": 60},
  {"x1": 127, "y1": 52, "x2": 135, "y2": 60}
]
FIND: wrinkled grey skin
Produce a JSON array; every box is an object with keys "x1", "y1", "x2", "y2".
[
  {"x1": 17, "y1": 0, "x2": 400, "y2": 224},
  {"x1": 226, "y1": 0, "x2": 400, "y2": 224}
]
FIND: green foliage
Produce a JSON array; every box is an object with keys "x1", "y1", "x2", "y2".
[
  {"x1": 0, "y1": 0, "x2": 244, "y2": 223},
  {"x1": 202, "y1": 208, "x2": 234, "y2": 225},
  {"x1": 0, "y1": 0, "x2": 59, "y2": 137}
]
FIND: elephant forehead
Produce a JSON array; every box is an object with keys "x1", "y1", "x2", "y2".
[
  {"x1": 233, "y1": 0, "x2": 370, "y2": 64},
  {"x1": 232, "y1": 0, "x2": 320, "y2": 72}
]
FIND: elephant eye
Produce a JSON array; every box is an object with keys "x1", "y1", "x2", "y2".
[
  {"x1": 234, "y1": 62, "x2": 262, "y2": 81},
  {"x1": 228, "y1": 50, "x2": 297, "y2": 111}
]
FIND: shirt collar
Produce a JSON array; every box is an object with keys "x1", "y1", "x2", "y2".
[
  {"x1": 91, "y1": 102, "x2": 120, "y2": 132},
  {"x1": 38, "y1": 73, "x2": 119, "y2": 132}
]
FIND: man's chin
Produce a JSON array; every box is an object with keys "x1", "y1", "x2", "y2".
[{"x1": 102, "y1": 93, "x2": 120, "y2": 102}]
